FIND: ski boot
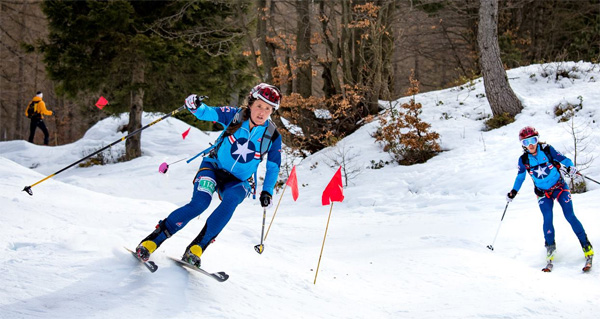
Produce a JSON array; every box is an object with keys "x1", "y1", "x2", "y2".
[
  {"x1": 136, "y1": 219, "x2": 172, "y2": 261},
  {"x1": 546, "y1": 244, "x2": 556, "y2": 262},
  {"x1": 583, "y1": 243, "x2": 593, "y2": 272},
  {"x1": 183, "y1": 245, "x2": 203, "y2": 268},
  {"x1": 136, "y1": 241, "x2": 156, "y2": 262},
  {"x1": 542, "y1": 243, "x2": 556, "y2": 272}
]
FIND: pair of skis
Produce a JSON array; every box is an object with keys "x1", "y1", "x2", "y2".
[{"x1": 125, "y1": 247, "x2": 229, "y2": 282}]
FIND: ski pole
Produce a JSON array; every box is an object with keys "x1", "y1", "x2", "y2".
[
  {"x1": 22, "y1": 105, "x2": 187, "y2": 195},
  {"x1": 254, "y1": 207, "x2": 267, "y2": 254},
  {"x1": 579, "y1": 173, "x2": 600, "y2": 185},
  {"x1": 263, "y1": 183, "x2": 287, "y2": 243},
  {"x1": 487, "y1": 202, "x2": 510, "y2": 251},
  {"x1": 158, "y1": 157, "x2": 188, "y2": 174}
]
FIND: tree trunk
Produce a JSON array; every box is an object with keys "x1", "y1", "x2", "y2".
[
  {"x1": 256, "y1": 0, "x2": 276, "y2": 83},
  {"x1": 296, "y1": 0, "x2": 312, "y2": 98},
  {"x1": 15, "y1": 4, "x2": 26, "y2": 140},
  {"x1": 318, "y1": 1, "x2": 342, "y2": 96},
  {"x1": 341, "y1": 1, "x2": 354, "y2": 86},
  {"x1": 478, "y1": 0, "x2": 522, "y2": 117},
  {"x1": 125, "y1": 63, "x2": 144, "y2": 160}
]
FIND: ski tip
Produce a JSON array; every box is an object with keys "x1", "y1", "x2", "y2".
[
  {"x1": 582, "y1": 265, "x2": 592, "y2": 272},
  {"x1": 214, "y1": 272, "x2": 229, "y2": 282},
  {"x1": 541, "y1": 264, "x2": 553, "y2": 272},
  {"x1": 148, "y1": 261, "x2": 159, "y2": 273}
]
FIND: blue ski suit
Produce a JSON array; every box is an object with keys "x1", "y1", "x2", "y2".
[
  {"x1": 511, "y1": 144, "x2": 588, "y2": 246},
  {"x1": 152, "y1": 104, "x2": 281, "y2": 250}
]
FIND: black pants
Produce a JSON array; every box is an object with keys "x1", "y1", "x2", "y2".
[{"x1": 28, "y1": 117, "x2": 49, "y2": 145}]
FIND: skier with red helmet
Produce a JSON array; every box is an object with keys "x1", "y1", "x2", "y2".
[
  {"x1": 135, "y1": 83, "x2": 282, "y2": 268},
  {"x1": 507, "y1": 126, "x2": 593, "y2": 271}
]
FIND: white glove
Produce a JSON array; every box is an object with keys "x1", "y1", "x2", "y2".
[
  {"x1": 567, "y1": 166, "x2": 578, "y2": 178},
  {"x1": 185, "y1": 94, "x2": 203, "y2": 111}
]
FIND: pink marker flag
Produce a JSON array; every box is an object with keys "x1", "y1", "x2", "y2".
[
  {"x1": 182, "y1": 127, "x2": 191, "y2": 140},
  {"x1": 321, "y1": 166, "x2": 344, "y2": 206},
  {"x1": 95, "y1": 96, "x2": 108, "y2": 109},
  {"x1": 286, "y1": 166, "x2": 299, "y2": 201}
]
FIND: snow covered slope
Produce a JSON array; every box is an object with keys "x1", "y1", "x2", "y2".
[{"x1": 1, "y1": 62, "x2": 599, "y2": 318}]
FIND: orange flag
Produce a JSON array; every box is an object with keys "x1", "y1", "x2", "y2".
[
  {"x1": 182, "y1": 127, "x2": 191, "y2": 140},
  {"x1": 286, "y1": 166, "x2": 299, "y2": 201},
  {"x1": 321, "y1": 166, "x2": 344, "y2": 205},
  {"x1": 95, "y1": 96, "x2": 108, "y2": 109}
]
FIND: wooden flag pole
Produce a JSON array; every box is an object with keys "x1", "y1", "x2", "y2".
[
  {"x1": 314, "y1": 202, "x2": 334, "y2": 284},
  {"x1": 263, "y1": 183, "x2": 287, "y2": 242}
]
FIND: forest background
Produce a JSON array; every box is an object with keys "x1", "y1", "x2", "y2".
[{"x1": 1, "y1": 0, "x2": 598, "y2": 158}]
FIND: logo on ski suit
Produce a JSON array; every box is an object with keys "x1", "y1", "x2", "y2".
[{"x1": 230, "y1": 138, "x2": 256, "y2": 163}]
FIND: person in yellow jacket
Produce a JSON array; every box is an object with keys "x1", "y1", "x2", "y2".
[{"x1": 25, "y1": 91, "x2": 53, "y2": 145}]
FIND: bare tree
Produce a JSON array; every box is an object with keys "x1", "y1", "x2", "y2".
[
  {"x1": 477, "y1": 0, "x2": 522, "y2": 117},
  {"x1": 322, "y1": 142, "x2": 362, "y2": 187},
  {"x1": 563, "y1": 116, "x2": 595, "y2": 193}
]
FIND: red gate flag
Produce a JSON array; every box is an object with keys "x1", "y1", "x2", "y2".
[
  {"x1": 321, "y1": 166, "x2": 344, "y2": 205},
  {"x1": 95, "y1": 96, "x2": 108, "y2": 109},
  {"x1": 286, "y1": 166, "x2": 299, "y2": 201},
  {"x1": 182, "y1": 127, "x2": 191, "y2": 140}
]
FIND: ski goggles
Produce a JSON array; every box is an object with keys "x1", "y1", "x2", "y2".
[
  {"x1": 252, "y1": 85, "x2": 281, "y2": 109},
  {"x1": 521, "y1": 136, "x2": 538, "y2": 147}
]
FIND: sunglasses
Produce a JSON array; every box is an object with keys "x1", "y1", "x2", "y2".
[
  {"x1": 521, "y1": 136, "x2": 538, "y2": 147},
  {"x1": 252, "y1": 86, "x2": 281, "y2": 109}
]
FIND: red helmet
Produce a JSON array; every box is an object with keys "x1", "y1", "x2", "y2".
[
  {"x1": 250, "y1": 83, "x2": 281, "y2": 110},
  {"x1": 519, "y1": 126, "x2": 538, "y2": 140}
]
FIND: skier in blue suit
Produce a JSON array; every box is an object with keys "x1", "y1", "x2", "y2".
[
  {"x1": 136, "y1": 83, "x2": 282, "y2": 267},
  {"x1": 506, "y1": 126, "x2": 593, "y2": 267}
]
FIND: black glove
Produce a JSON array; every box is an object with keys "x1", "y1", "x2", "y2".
[
  {"x1": 506, "y1": 189, "x2": 518, "y2": 202},
  {"x1": 259, "y1": 191, "x2": 272, "y2": 208}
]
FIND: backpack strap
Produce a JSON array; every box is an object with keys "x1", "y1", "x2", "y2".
[
  {"x1": 186, "y1": 109, "x2": 243, "y2": 164},
  {"x1": 259, "y1": 120, "x2": 279, "y2": 161},
  {"x1": 540, "y1": 144, "x2": 561, "y2": 170},
  {"x1": 187, "y1": 113, "x2": 278, "y2": 165},
  {"x1": 521, "y1": 143, "x2": 559, "y2": 171},
  {"x1": 520, "y1": 151, "x2": 530, "y2": 170}
]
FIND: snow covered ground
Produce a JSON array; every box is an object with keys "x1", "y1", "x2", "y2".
[{"x1": 1, "y1": 62, "x2": 599, "y2": 319}]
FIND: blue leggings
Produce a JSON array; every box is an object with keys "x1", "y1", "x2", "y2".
[
  {"x1": 156, "y1": 159, "x2": 250, "y2": 250},
  {"x1": 538, "y1": 187, "x2": 587, "y2": 246}
]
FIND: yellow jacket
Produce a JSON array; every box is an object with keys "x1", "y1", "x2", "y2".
[{"x1": 25, "y1": 96, "x2": 53, "y2": 119}]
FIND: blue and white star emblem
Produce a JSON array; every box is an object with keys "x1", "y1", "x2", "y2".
[
  {"x1": 231, "y1": 138, "x2": 256, "y2": 163},
  {"x1": 533, "y1": 165, "x2": 548, "y2": 178}
]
